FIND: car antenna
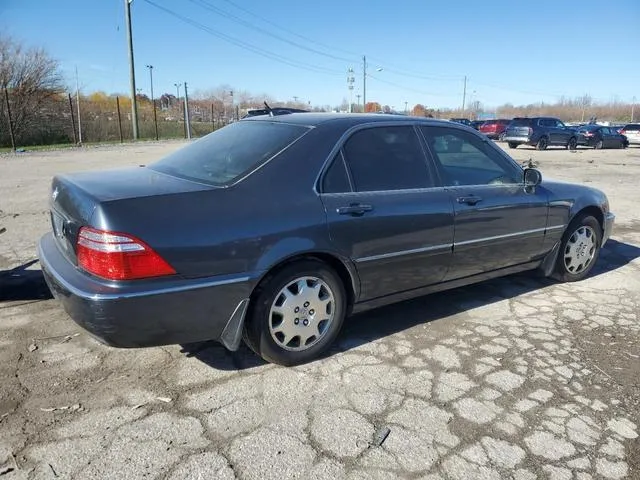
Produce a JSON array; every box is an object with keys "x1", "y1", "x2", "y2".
[{"x1": 263, "y1": 101, "x2": 274, "y2": 117}]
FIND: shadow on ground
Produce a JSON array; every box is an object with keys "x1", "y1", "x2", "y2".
[
  {"x1": 186, "y1": 239, "x2": 640, "y2": 371},
  {"x1": 0, "y1": 259, "x2": 52, "y2": 303}
]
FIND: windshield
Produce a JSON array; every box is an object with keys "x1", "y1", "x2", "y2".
[
  {"x1": 510, "y1": 118, "x2": 532, "y2": 126},
  {"x1": 150, "y1": 121, "x2": 309, "y2": 186}
]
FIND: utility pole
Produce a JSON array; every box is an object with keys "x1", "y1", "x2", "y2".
[
  {"x1": 356, "y1": 94, "x2": 361, "y2": 112},
  {"x1": 116, "y1": 96, "x2": 124, "y2": 143},
  {"x1": 75, "y1": 66, "x2": 82, "y2": 144},
  {"x1": 461, "y1": 76, "x2": 467, "y2": 113},
  {"x1": 347, "y1": 67, "x2": 355, "y2": 113},
  {"x1": 293, "y1": 96, "x2": 299, "y2": 103},
  {"x1": 146, "y1": 64, "x2": 158, "y2": 140},
  {"x1": 362, "y1": 55, "x2": 367, "y2": 111},
  {"x1": 174, "y1": 83, "x2": 184, "y2": 138},
  {"x1": 184, "y1": 82, "x2": 191, "y2": 140},
  {"x1": 404, "y1": 101, "x2": 408, "y2": 114},
  {"x1": 632, "y1": 96, "x2": 637, "y2": 122},
  {"x1": 125, "y1": 0, "x2": 139, "y2": 140}
]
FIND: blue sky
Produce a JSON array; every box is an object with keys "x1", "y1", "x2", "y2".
[{"x1": 2, "y1": 0, "x2": 639, "y2": 109}]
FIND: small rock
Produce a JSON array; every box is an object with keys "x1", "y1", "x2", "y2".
[{"x1": 28, "y1": 344, "x2": 38, "y2": 352}]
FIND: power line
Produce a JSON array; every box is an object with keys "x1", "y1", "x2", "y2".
[
  {"x1": 142, "y1": 0, "x2": 343, "y2": 76},
  {"x1": 189, "y1": 0, "x2": 356, "y2": 63},
  {"x1": 219, "y1": 0, "x2": 361, "y2": 57},
  {"x1": 367, "y1": 74, "x2": 459, "y2": 99}
]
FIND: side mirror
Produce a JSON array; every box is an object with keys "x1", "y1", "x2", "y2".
[{"x1": 524, "y1": 168, "x2": 542, "y2": 187}]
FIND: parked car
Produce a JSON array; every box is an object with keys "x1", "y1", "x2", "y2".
[
  {"x1": 242, "y1": 107, "x2": 309, "y2": 118},
  {"x1": 38, "y1": 114, "x2": 614, "y2": 366},
  {"x1": 503, "y1": 117, "x2": 578, "y2": 150},
  {"x1": 479, "y1": 119, "x2": 511, "y2": 141},
  {"x1": 449, "y1": 118, "x2": 472, "y2": 126},
  {"x1": 576, "y1": 124, "x2": 629, "y2": 149},
  {"x1": 470, "y1": 120, "x2": 485, "y2": 130},
  {"x1": 620, "y1": 123, "x2": 640, "y2": 146}
]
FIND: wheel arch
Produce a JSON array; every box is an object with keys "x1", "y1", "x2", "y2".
[
  {"x1": 569, "y1": 205, "x2": 605, "y2": 238},
  {"x1": 251, "y1": 251, "x2": 359, "y2": 314}
]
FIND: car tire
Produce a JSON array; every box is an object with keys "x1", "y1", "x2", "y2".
[
  {"x1": 498, "y1": 132, "x2": 506, "y2": 142},
  {"x1": 552, "y1": 215, "x2": 602, "y2": 283},
  {"x1": 595, "y1": 140, "x2": 604, "y2": 149},
  {"x1": 567, "y1": 137, "x2": 578, "y2": 150},
  {"x1": 243, "y1": 259, "x2": 347, "y2": 366},
  {"x1": 536, "y1": 137, "x2": 549, "y2": 150},
  {"x1": 508, "y1": 142, "x2": 518, "y2": 149}
]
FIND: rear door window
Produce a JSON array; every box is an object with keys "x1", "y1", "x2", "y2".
[
  {"x1": 151, "y1": 121, "x2": 309, "y2": 186},
  {"x1": 341, "y1": 126, "x2": 433, "y2": 192}
]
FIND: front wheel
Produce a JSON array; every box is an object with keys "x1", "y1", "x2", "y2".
[
  {"x1": 508, "y1": 142, "x2": 518, "y2": 149},
  {"x1": 552, "y1": 215, "x2": 602, "y2": 282},
  {"x1": 243, "y1": 260, "x2": 347, "y2": 366},
  {"x1": 567, "y1": 137, "x2": 578, "y2": 150},
  {"x1": 595, "y1": 139, "x2": 604, "y2": 149}
]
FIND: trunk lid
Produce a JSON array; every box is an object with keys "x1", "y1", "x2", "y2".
[{"x1": 49, "y1": 167, "x2": 212, "y2": 264}]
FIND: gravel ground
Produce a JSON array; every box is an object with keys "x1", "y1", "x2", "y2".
[{"x1": 1, "y1": 140, "x2": 639, "y2": 479}]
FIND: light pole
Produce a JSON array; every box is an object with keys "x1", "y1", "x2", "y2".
[
  {"x1": 404, "y1": 101, "x2": 408, "y2": 115},
  {"x1": 146, "y1": 64, "x2": 158, "y2": 140},
  {"x1": 174, "y1": 83, "x2": 184, "y2": 138},
  {"x1": 356, "y1": 94, "x2": 361, "y2": 112},
  {"x1": 632, "y1": 96, "x2": 637, "y2": 122},
  {"x1": 124, "y1": 0, "x2": 138, "y2": 140}
]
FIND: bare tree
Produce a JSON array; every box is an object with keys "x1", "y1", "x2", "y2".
[{"x1": 0, "y1": 35, "x2": 65, "y2": 145}]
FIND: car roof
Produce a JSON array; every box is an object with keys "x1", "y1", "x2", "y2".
[{"x1": 242, "y1": 112, "x2": 457, "y2": 128}]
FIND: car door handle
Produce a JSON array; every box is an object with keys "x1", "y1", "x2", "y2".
[
  {"x1": 457, "y1": 195, "x2": 482, "y2": 206},
  {"x1": 337, "y1": 203, "x2": 373, "y2": 216}
]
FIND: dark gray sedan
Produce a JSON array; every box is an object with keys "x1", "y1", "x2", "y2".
[{"x1": 38, "y1": 114, "x2": 615, "y2": 365}]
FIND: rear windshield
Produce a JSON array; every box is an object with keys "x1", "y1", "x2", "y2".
[
  {"x1": 624, "y1": 124, "x2": 640, "y2": 130},
  {"x1": 150, "y1": 121, "x2": 309, "y2": 186},
  {"x1": 510, "y1": 118, "x2": 532, "y2": 126},
  {"x1": 579, "y1": 125, "x2": 599, "y2": 132}
]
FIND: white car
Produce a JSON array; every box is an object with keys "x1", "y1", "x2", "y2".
[{"x1": 620, "y1": 124, "x2": 640, "y2": 146}]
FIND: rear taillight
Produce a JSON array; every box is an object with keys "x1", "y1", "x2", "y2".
[
  {"x1": 77, "y1": 227, "x2": 176, "y2": 281},
  {"x1": 584, "y1": 132, "x2": 594, "y2": 137},
  {"x1": 620, "y1": 129, "x2": 626, "y2": 134}
]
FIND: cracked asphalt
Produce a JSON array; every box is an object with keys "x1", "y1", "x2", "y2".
[{"x1": 1, "y1": 141, "x2": 639, "y2": 479}]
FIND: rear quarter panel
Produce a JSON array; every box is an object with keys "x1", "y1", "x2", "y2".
[{"x1": 90, "y1": 123, "x2": 350, "y2": 281}]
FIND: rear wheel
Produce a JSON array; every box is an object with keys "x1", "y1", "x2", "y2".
[
  {"x1": 498, "y1": 132, "x2": 506, "y2": 142},
  {"x1": 567, "y1": 137, "x2": 578, "y2": 150},
  {"x1": 536, "y1": 136, "x2": 549, "y2": 150},
  {"x1": 552, "y1": 215, "x2": 602, "y2": 282},
  {"x1": 508, "y1": 142, "x2": 518, "y2": 149},
  {"x1": 243, "y1": 259, "x2": 347, "y2": 366},
  {"x1": 595, "y1": 139, "x2": 604, "y2": 149}
]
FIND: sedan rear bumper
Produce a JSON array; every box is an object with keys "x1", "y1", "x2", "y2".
[
  {"x1": 38, "y1": 233, "x2": 256, "y2": 349},
  {"x1": 503, "y1": 136, "x2": 531, "y2": 144}
]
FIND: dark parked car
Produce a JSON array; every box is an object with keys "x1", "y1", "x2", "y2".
[
  {"x1": 470, "y1": 120, "x2": 485, "y2": 130},
  {"x1": 449, "y1": 118, "x2": 472, "y2": 126},
  {"x1": 479, "y1": 119, "x2": 511, "y2": 140},
  {"x1": 242, "y1": 107, "x2": 309, "y2": 118},
  {"x1": 576, "y1": 124, "x2": 629, "y2": 149},
  {"x1": 38, "y1": 114, "x2": 614, "y2": 366},
  {"x1": 503, "y1": 117, "x2": 578, "y2": 150}
]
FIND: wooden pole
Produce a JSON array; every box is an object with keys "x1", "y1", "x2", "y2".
[
  {"x1": 3, "y1": 87, "x2": 16, "y2": 152},
  {"x1": 68, "y1": 93, "x2": 78, "y2": 144},
  {"x1": 116, "y1": 96, "x2": 124, "y2": 143}
]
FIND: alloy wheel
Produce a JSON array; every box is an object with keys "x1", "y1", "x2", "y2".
[
  {"x1": 268, "y1": 276, "x2": 335, "y2": 351},
  {"x1": 563, "y1": 226, "x2": 597, "y2": 274}
]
